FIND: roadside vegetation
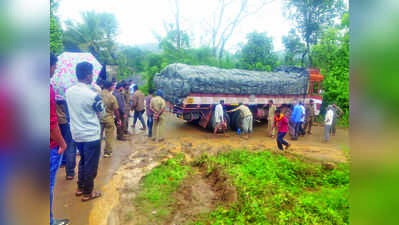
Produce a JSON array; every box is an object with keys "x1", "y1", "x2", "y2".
[{"x1": 131, "y1": 150, "x2": 349, "y2": 225}]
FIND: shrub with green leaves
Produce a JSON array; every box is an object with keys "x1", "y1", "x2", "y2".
[{"x1": 196, "y1": 150, "x2": 349, "y2": 225}]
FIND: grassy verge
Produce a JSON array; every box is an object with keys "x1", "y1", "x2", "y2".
[
  {"x1": 133, "y1": 153, "x2": 192, "y2": 224},
  {"x1": 132, "y1": 150, "x2": 349, "y2": 225},
  {"x1": 194, "y1": 150, "x2": 349, "y2": 225}
]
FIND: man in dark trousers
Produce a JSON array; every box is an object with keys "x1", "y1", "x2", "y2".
[
  {"x1": 66, "y1": 62, "x2": 103, "y2": 202},
  {"x1": 145, "y1": 88, "x2": 154, "y2": 137},
  {"x1": 131, "y1": 85, "x2": 146, "y2": 130},
  {"x1": 304, "y1": 100, "x2": 315, "y2": 134},
  {"x1": 113, "y1": 82, "x2": 129, "y2": 141}
]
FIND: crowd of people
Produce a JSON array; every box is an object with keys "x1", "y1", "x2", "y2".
[
  {"x1": 217, "y1": 99, "x2": 343, "y2": 151},
  {"x1": 49, "y1": 56, "x2": 167, "y2": 225}
]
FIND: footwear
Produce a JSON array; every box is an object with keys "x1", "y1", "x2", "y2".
[
  {"x1": 285, "y1": 144, "x2": 291, "y2": 150},
  {"x1": 66, "y1": 175, "x2": 74, "y2": 180},
  {"x1": 53, "y1": 218, "x2": 70, "y2": 225},
  {"x1": 104, "y1": 153, "x2": 112, "y2": 158},
  {"x1": 82, "y1": 192, "x2": 102, "y2": 202},
  {"x1": 75, "y1": 189, "x2": 83, "y2": 196},
  {"x1": 117, "y1": 136, "x2": 129, "y2": 141}
]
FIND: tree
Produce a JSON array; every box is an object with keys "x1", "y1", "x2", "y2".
[
  {"x1": 120, "y1": 46, "x2": 148, "y2": 73},
  {"x1": 208, "y1": 0, "x2": 272, "y2": 60},
  {"x1": 285, "y1": 0, "x2": 345, "y2": 66},
  {"x1": 238, "y1": 32, "x2": 278, "y2": 71},
  {"x1": 311, "y1": 12, "x2": 349, "y2": 122},
  {"x1": 62, "y1": 11, "x2": 119, "y2": 64},
  {"x1": 282, "y1": 29, "x2": 305, "y2": 66},
  {"x1": 50, "y1": 0, "x2": 64, "y2": 55}
]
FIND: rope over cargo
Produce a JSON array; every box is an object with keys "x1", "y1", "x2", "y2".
[{"x1": 154, "y1": 64, "x2": 310, "y2": 105}]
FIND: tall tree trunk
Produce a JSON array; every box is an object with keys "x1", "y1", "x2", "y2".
[
  {"x1": 301, "y1": 49, "x2": 307, "y2": 67},
  {"x1": 175, "y1": 0, "x2": 181, "y2": 49},
  {"x1": 218, "y1": 38, "x2": 226, "y2": 61},
  {"x1": 307, "y1": 42, "x2": 312, "y2": 66}
]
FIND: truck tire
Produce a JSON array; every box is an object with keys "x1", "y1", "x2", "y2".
[
  {"x1": 224, "y1": 112, "x2": 231, "y2": 130},
  {"x1": 208, "y1": 110, "x2": 231, "y2": 131},
  {"x1": 229, "y1": 111, "x2": 241, "y2": 131}
]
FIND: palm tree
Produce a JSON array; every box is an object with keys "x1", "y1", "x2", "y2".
[{"x1": 62, "y1": 11, "x2": 119, "y2": 64}]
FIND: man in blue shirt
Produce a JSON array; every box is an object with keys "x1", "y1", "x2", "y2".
[{"x1": 290, "y1": 100, "x2": 303, "y2": 140}]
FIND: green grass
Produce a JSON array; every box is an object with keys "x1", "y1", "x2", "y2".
[
  {"x1": 133, "y1": 153, "x2": 192, "y2": 223},
  {"x1": 132, "y1": 150, "x2": 349, "y2": 225},
  {"x1": 194, "y1": 150, "x2": 349, "y2": 225}
]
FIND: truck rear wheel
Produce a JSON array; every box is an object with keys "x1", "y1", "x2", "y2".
[
  {"x1": 229, "y1": 111, "x2": 241, "y2": 131},
  {"x1": 208, "y1": 111, "x2": 231, "y2": 131}
]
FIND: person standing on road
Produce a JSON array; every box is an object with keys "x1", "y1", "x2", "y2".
[
  {"x1": 150, "y1": 90, "x2": 167, "y2": 142},
  {"x1": 275, "y1": 109, "x2": 290, "y2": 151},
  {"x1": 66, "y1": 62, "x2": 103, "y2": 202},
  {"x1": 100, "y1": 81, "x2": 121, "y2": 158},
  {"x1": 267, "y1": 100, "x2": 276, "y2": 137},
  {"x1": 122, "y1": 82, "x2": 131, "y2": 135},
  {"x1": 299, "y1": 101, "x2": 306, "y2": 136},
  {"x1": 304, "y1": 100, "x2": 315, "y2": 134},
  {"x1": 213, "y1": 100, "x2": 226, "y2": 134},
  {"x1": 56, "y1": 100, "x2": 76, "y2": 180},
  {"x1": 324, "y1": 105, "x2": 334, "y2": 142},
  {"x1": 113, "y1": 82, "x2": 129, "y2": 141},
  {"x1": 227, "y1": 103, "x2": 253, "y2": 139},
  {"x1": 290, "y1": 100, "x2": 303, "y2": 140},
  {"x1": 331, "y1": 103, "x2": 344, "y2": 136},
  {"x1": 145, "y1": 88, "x2": 154, "y2": 137},
  {"x1": 50, "y1": 54, "x2": 70, "y2": 225},
  {"x1": 131, "y1": 85, "x2": 146, "y2": 131}
]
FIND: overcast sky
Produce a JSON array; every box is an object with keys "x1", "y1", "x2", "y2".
[{"x1": 57, "y1": 0, "x2": 296, "y2": 52}]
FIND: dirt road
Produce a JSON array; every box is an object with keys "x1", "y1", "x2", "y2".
[{"x1": 54, "y1": 112, "x2": 349, "y2": 225}]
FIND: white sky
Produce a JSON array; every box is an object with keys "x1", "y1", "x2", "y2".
[{"x1": 57, "y1": 0, "x2": 293, "y2": 52}]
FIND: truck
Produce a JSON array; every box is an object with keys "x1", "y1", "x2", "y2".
[{"x1": 154, "y1": 64, "x2": 323, "y2": 131}]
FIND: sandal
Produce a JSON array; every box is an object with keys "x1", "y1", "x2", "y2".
[
  {"x1": 75, "y1": 189, "x2": 83, "y2": 196},
  {"x1": 82, "y1": 192, "x2": 102, "y2": 202},
  {"x1": 53, "y1": 218, "x2": 70, "y2": 225}
]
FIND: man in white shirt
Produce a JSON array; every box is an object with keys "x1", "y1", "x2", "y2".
[
  {"x1": 66, "y1": 62, "x2": 103, "y2": 202},
  {"x1": 324, "y1": 105, "x2": 334, "y2": 142},
  {"x1": 213, "y1": 100, "x2": 226, "y2": 134}
]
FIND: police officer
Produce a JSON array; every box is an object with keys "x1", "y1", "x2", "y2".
[{"x1": 100, "y1": 81, "x2": 121, "y2": 158}]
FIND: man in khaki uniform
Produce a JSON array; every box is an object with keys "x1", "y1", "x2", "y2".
[
  {"x1": 150, "y1": 90, "x2": 166, "y2": 142},
  {"x1": 100, "y1": 81, "x2": 121, "y2": 158},
  {"x1": 227, "y1": 103, "x2": 253, "y2": 139},
  {"x1": 267, "y1": 100, "x2": 276, "y2": 137}
]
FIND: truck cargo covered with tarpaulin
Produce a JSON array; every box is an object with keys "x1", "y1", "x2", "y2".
[{"x1": 154, "y1": 63, "x2": 310, "y2": 105}]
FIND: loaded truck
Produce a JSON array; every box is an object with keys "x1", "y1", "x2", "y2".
[{"x1": 154, "y1": 63, "x2": 323, "y2": 131}]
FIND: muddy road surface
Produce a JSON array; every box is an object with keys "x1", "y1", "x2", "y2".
[{"x1": 54, "y1": 112, "x2": 349, "y2": 225}]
